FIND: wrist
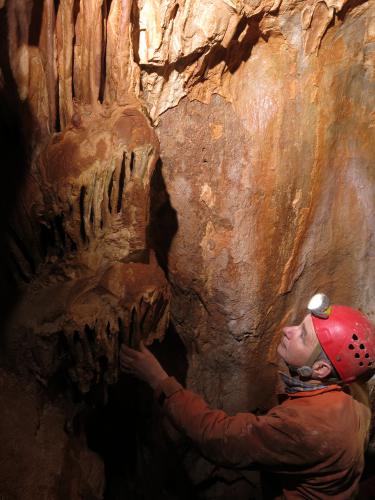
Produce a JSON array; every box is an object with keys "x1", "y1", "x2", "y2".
[
  {"x1": 149, "y1": 371, "x2": 168, "y2": 390},
  {"x1": 154, "y1": 376, "x2": 183, "y2": 406}
]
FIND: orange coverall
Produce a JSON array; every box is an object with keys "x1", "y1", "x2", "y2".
[{"x1": 156, "y1": 377, "x2": 371, "y2": 499}]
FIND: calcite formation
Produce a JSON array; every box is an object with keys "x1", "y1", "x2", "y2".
[
  {"x1": 1, "y1": 0, "x2": 375, "y2": 498},
  {"x1": 4, "y1": 1, "x2": 170, "y2": 394},
  {"x1": 1, "y1": 1, "x2": 171, "y2": 496},
  {"x1": 7, "y1": 101, "x2": 170, "y2": 393}
]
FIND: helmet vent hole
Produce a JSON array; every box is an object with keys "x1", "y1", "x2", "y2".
[
  {"x1": 359, "y1": 344, "x2": 365, "y2": 349},
  {"x1": 359, "y1": 362, "x2": 364, "y2": 367},
  {"x1": 352, "y1": 334, "x2": 358, "y2": 340},
  {"x1": 348, "y1": 344, "x2": 355, "y2": 350},
  {"x1": 354, "y1": 353, "x2": 360, "y2": 358},
  {"x1": 368, "y1": 362, "x2": 373, "y2": 366},
  {"x1": 365, "y1": 353, "x2": 369, "y2": 358}
]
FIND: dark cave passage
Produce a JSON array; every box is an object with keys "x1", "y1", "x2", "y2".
[{"x1": 84, "y1": 324, "x2": 195, "y2": 500}]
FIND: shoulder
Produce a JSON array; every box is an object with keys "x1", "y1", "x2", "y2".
[{"x1": 267, "y1": 388, "x2": 368, "y2": 447}]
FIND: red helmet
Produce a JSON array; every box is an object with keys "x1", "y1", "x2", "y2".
[{"x1": 311, "y1": 304, "x2": 375, "y2": 383}]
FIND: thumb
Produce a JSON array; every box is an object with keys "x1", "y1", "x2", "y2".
[{"x1": 139, "y1": 340, "x2": 147, "y2": 353}]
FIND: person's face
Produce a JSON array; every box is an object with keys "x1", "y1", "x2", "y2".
[{"x1": 277, "y1": 314, "x2": 320, "y2": 367}]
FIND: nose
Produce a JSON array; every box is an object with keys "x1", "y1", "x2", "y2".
[{"x1": 283, "y1": 325, "x2": 297, "y2": 339}]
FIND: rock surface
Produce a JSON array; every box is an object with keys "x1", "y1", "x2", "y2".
[
  {"x1": 0, "y1": 368, "x2": 105, "y2": 500},
  {"x1": 1, "y1": 1, "x2": 170, "y2": 498},
  {"x1": 2, "y1": 0, "x2": 171, "y2": 393},
  {"x1": 1, "y1": 0, "x2": 375, "y2": 498},
  {"x1": 151, "y1": 0, "x2": 375, "y2": 413}
]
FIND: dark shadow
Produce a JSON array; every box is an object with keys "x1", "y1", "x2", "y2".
[
  {"x1": 130, "y1": 0, "x2": 140, "y2": 66},
  {"x1": 148, "y1": 322, "x2": 188, "y2": 386},
  {"x1": 336, "y1": 0, "x2": 369, "y2": 21},
  {"x1": 99, "y1": 0, "x2": 113, "y2": 103},
  {"x1": 71, "y1": 0, "x2": 81, "y2": 100},
  {"x1": 0, "y1": 7, "x2": 35, "y2": 349},
  {"x1": 85, "y1": 157, "x2": 182, "y2": 497},
  {"x1": 194, "y1": 16, "x2": 262, "y2": 83},
  {"x1": 138, "y1": 15, "x2": 263, "y2": 88},
  {"x1": 85, "y1": 323, "x2": 195, "y2": 500},
  {"x1": 359, "y1": 436, "x2": 375, "y2": 499},
  {"x1": 147, "y1": 159, "x2": 178, "y2": 278},
  {"x1": 29, "y1": 1, "x2": 44, "y2": 45}
]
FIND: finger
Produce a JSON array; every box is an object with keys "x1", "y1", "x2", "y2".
[
  {"x1": 122, "y1": 369, "x2": 135, "y2": 377},
  {"x1": 122, "y1": 366, "x2": 134, "y2": 373},
  {"x1": 139, "y1": 341, "x2": 149, "y2": 354},
  {"x1": 119, "y1": 353, "x2": 135, "y2": 364},
  {"x1": 121, "y1": 344, "x2": 139, "y2": 358},
  {"x1": 120, "y1": 344, "x2": 135, "y2": 355},
  {"x1": 120, "y1": 358, "x2": 135, "y2": 370},
  {"x1": 120, "y1": 363, "x2": 134, "y2": 374},
  {"x1": 119, "y1": 354, "x2": 132, "y2": 365}
]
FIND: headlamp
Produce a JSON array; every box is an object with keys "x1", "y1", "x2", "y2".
[{"x1": 307, "y1": 293, "x2": 331, "y2": 319}]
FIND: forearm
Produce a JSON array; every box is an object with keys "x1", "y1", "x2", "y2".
[{"x1": 155, "y1": 377, "x2": 260, "y2": 468}]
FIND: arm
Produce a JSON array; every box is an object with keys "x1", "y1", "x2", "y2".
[
  {"x1": 120, "y1": 344, "x2": 313, "y2": 470},
  {"x1": 157, "y1": 376, "x2": 310, "y2": 469}
]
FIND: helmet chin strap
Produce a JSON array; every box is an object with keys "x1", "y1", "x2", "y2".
[
  {"x1": 291, "y1": 343, "x2": 323, "y2": 380},
  {"x1": 296, "y1": 366, "x2": 313, "y2": 378}
]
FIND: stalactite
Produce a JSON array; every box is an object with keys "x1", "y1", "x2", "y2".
[
  {"x1": 56, "y1": 0, "x2": 75, "y2": 128},
  {"x1": 1, "y1": 0, "x2": 375, "y2": 498},
  {"x1": 4, "y1": 104, "x2": 169, "y2": 393},
  {"x1": 2, "y1": 0, "x2": 169, "y2": 396},
  {"x1": 105, "y1": 0, "x2": 136, "y2": 104}
]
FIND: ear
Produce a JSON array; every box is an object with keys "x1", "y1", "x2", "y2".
[{"x1": 311, "y1": 360, "x2": 333, "y2": 380}]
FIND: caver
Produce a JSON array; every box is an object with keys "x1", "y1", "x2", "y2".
[{"x1": 120, "y1": 293, "x2": 375, "y2": 499}]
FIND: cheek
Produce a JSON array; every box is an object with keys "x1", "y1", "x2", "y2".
[
  {"x1": 276, "y1": 343, "x2": 284, "y2": 356},
  {"x1": 286, "y1": 342, "x2": 307, "y2": 362}
]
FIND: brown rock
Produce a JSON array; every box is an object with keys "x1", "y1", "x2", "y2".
[
  {"x1": 153, "y1": 1, "x2": 375, "y2": 414},
  {"x1": 1, "y1": 0, "x2": 375, "y2": 498},
  {"x1": 0, "y1": 368, "x2": 104, "y2": 500}
]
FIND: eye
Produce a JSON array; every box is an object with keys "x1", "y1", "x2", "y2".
[{"x1": 301, "y1": 324, "x2": 307, "y2": 339}]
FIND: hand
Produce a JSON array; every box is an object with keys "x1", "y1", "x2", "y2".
[{"x1": 119, "y1": 341, "x2": 169, "y2": 390}]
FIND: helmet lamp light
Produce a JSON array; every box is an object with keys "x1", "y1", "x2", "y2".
[{"x1": 308, "y1": 293, "x2": 331, "y2": 319}]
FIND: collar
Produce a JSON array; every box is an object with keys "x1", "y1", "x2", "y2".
[{"x1": 279, "y1": 372, "x2": 341, "y2": 396}]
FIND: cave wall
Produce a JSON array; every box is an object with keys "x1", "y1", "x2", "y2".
[
  {"x1": 0, "y1": 1, "x2": 171, "y2": 498},
  {"x1": 0, "y1": 367, "x2": 105, "y2": 499},
  {"x1": 1, "y1": 0, "x2": 375, "y2": 499},
  {"x1": 149, "y1": 0, "x2": 375, "y2": 412}
]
